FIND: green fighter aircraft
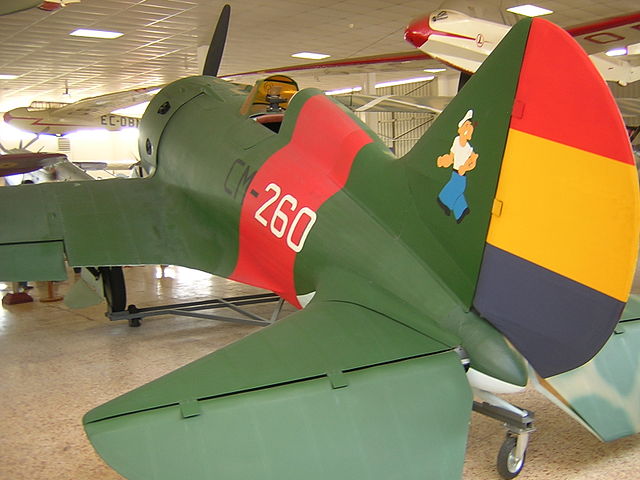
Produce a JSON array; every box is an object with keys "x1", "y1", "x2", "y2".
[{"x1": 2, "y1": 5, "x2": 640, "y2": 480}]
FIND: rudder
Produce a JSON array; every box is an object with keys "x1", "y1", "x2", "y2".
[{"x1": 472, "y1": 18, "x2": 639, "y2": 378}]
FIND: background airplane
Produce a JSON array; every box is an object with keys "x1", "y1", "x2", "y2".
[
  {"x1": 0, "y1": 135, "x2": 137, "y2": 184},
  {"x1": 0, "y1": 0, "x2": 79, "y2": 16},
  {"x1": 1, "y1": 5, "x2": 640, "y2": 480},
  {"x1": 3, "y1": 85, "x2": 161, "y2": 136},
  {"x1": 0, "y1": 150, "x2": 67, "y2": 181},
  {"x1": 405, "y1": 8, "x2": 640, "y2": 86},
  {"x1": 0, "y1": 136, "x2": 71, "y2": 184}
]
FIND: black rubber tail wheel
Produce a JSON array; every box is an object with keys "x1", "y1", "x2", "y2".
[
  {"x1": 497, "y1": 434, "x2": 525, "y2": 479},
  {"x1": 100, "y1": 266, "x2": 126, "y2": 313},
  {"x1": 127, "y1": 304, "x2": 141, "y2": 328}
]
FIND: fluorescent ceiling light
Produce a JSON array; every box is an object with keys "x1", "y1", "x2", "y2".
[
  {"x1": 70, "y1": 28, "x2": 123, "y2": 39},
  {"x1": 506, "y1": 4, "x2": 553, "y2": 17},
  {"x1": 605, "y1": 47, "x2": 628, "y2": 57},
  {"x1": 628, "y1": 42, "x2": 640, "y2": 55},
  {"x1": 424, "y1": 68, "x2": 446, "y2": 73},
  {"x1": 0, "y1": 74, "x2": 19, "y2": 80},
  {"x1": 325, "y1": 87, "x2": 363, "y2": 95},
  {"x1": 291, "y1": 52, "x2": 330, "y2": 60},
  {"x1": 375, "y1": 76, "x2": 435, "y2": 88}
]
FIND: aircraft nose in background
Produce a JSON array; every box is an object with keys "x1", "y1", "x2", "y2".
[{"x1": 405, "y1": 15, "x2": 431, "y2": 48}]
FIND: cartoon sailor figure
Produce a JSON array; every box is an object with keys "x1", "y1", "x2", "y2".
[{"x1": 436, "y1": 109, "x2": 479, "y2": 223}]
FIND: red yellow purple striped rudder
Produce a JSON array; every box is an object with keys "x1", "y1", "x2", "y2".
[{"x1": 474, "y1": 18, "x2": 640, "y2": 378}]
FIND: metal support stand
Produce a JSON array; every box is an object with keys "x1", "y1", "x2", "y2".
[
  {"x1": 39, "y1": 281, "x2": 63, "y2": 303},
  {"x1": 472, "y1": 389, "x2": 535, "y2": 479},
  {"x1": 107, "y1": 292, "x2": 285, "y2": 327}
]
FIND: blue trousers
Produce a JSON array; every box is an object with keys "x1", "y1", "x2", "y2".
[{"x1": 438, "y1": 171, "x2": 468, "y2": 220}]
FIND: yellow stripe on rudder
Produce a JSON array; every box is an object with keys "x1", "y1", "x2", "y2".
[{"x1": 487, "y1": 129, "x2": 640, "y2": 302}]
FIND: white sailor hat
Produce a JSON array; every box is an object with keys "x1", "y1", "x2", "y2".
[{"x1": 458, "y1": 109, "x2": 474, "y2": 127}]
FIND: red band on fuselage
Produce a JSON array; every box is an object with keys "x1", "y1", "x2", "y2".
[{"x1": 230, "y1": 94, "x2": 373, "y2": 307}]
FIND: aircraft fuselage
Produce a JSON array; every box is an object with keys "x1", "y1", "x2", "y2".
[
  {"x1": 3, "y1": 108, "x2": 140, "y2": 136},
  {"x1": 136, "y1": 75, "x2": 528, "y2": 388}
]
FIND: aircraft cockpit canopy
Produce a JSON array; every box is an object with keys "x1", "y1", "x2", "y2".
[
  {"x1": 27, "y1": 101, "x2": 71, "y2": 111},
  {"x1": 241, "y1": 75, "x2": 299, "y2": 117},
  {"x1": 243, "y1": 75, "x2": 299, "y2": 134}
]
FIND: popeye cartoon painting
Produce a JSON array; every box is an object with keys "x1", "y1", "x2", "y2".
[{"x1": 436, "y1": 109, "x2": 479, "y2": 224}]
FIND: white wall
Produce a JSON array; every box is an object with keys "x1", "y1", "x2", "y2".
[{"x1": 0, "y1": 121, "x2": 140, "y2": 166}]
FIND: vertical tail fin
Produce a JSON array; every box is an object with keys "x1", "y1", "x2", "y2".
[
  {"x1": 402, "y1": 18, "x2": 532, "y2": 307},
  {"x1": 404, "y1": 18, "x2": 640, "y2": 377}
]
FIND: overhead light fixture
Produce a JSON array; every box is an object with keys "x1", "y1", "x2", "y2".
[
  {"x1": 70, "y1": 28, "x2": 123, "y2": 39},
  {"x1": 506, "y1": 4, "x2": 553, "y2": 17},
  {"x1": 291, "y1": 52, "x2": 330, "y2": 60},
  {"x1": 375, "y1": 76, "x2": 435, "y2": 88},
  {"x1": 0, "y1": 74, "x2": 19, "y2": 80},
  {"x1": 424, "y1": 68, "x2": 446, "y2": 73},
  {"x1": 325, "y1": 87, "x2": 363, "y2": 95},
  {"x1": 605, "y1": 47, "x2": 628, "y2": 57}
]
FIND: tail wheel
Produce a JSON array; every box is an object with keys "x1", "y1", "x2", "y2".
[
  {"x1": 497, "y1": 434, "x2": 526, "y2": 479},
  {"x1": 100, "y1": 267, "x2": 126, "y2": 313}
]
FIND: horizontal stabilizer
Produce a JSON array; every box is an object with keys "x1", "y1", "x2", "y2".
[
  {"x1": 84, "y1": 301, "x2": 472, "y2": 480},
  {"x1": 535, "y1": 318, "x2": 640, "y2": 442}
]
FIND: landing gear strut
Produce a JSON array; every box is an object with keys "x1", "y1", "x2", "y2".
[
  {"x1": 98, "y1": 266, "x2": 127, "y2": 313},
  {"x1": 472, "y1": 390, "x2": 535, "y2": 479}
]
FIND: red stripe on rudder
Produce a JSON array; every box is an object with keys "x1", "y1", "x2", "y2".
[
  {"x1": 230, "y1": 94, "x2": 373, "y2": 306},
  {"x1": 510, "y1": 18, "x2": 633, "y2": 164}
]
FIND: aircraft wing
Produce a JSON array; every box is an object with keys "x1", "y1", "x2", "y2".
[
  {"x1": 222, "y1": 51, "x2": 439, "y2": 83},
  {"x1": 83, "y1": 299, "x2": 473, "y2": 480},
  {"x1": 0, "y1": 176, "x2": 223, "y2": 281},
  {"x1": 51, "y1": 85, "x2": 163, "y2": 118},
  {"x1": 0, "y1": 152, "x2": 66, "y2": 176},
  {"x1": 333, "y1": 93, "x2": 452, "y2": 113}
]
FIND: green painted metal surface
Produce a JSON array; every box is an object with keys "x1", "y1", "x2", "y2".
[
  {"x1": 2, "y1": 12, "x2": 635, "y2": 480},
  {"x1": 148, "y1": 78, "x2": 283, "y2": 277},
  {"x1": 401, "y1": 19, "x2": 531, "y2": 308},
  {"x1": 63, "y1": 274, "x2": 104, "y2": 309},
  {"x1": 0, "y1": 241, "x2": 66, "y2": 281},
  {"x1": 86, "y1": 351, "x2": 472, "y2": 480},
  {"x1": 84, "y1": 300, "x2": 449, "y2": 423},
  {"x1": 621, "y1": 294, "x2": 640, "y2": 321},
  {"x1": 292, "y1": 20, "x2": 532, "y2": 386},
  {"x1": 544, "y1": 319, "x2": 640, "y2": 441},
  {"x1": 84, "y1": 300, "x2": 470, "y2": 479},
  {"x1": 0, "y1": 183, "x2": 64, "y2": 244}
]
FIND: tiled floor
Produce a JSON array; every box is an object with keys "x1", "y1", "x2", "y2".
[{"x1": 1, "y1": 265, "x2": 640, "y2": 480}]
